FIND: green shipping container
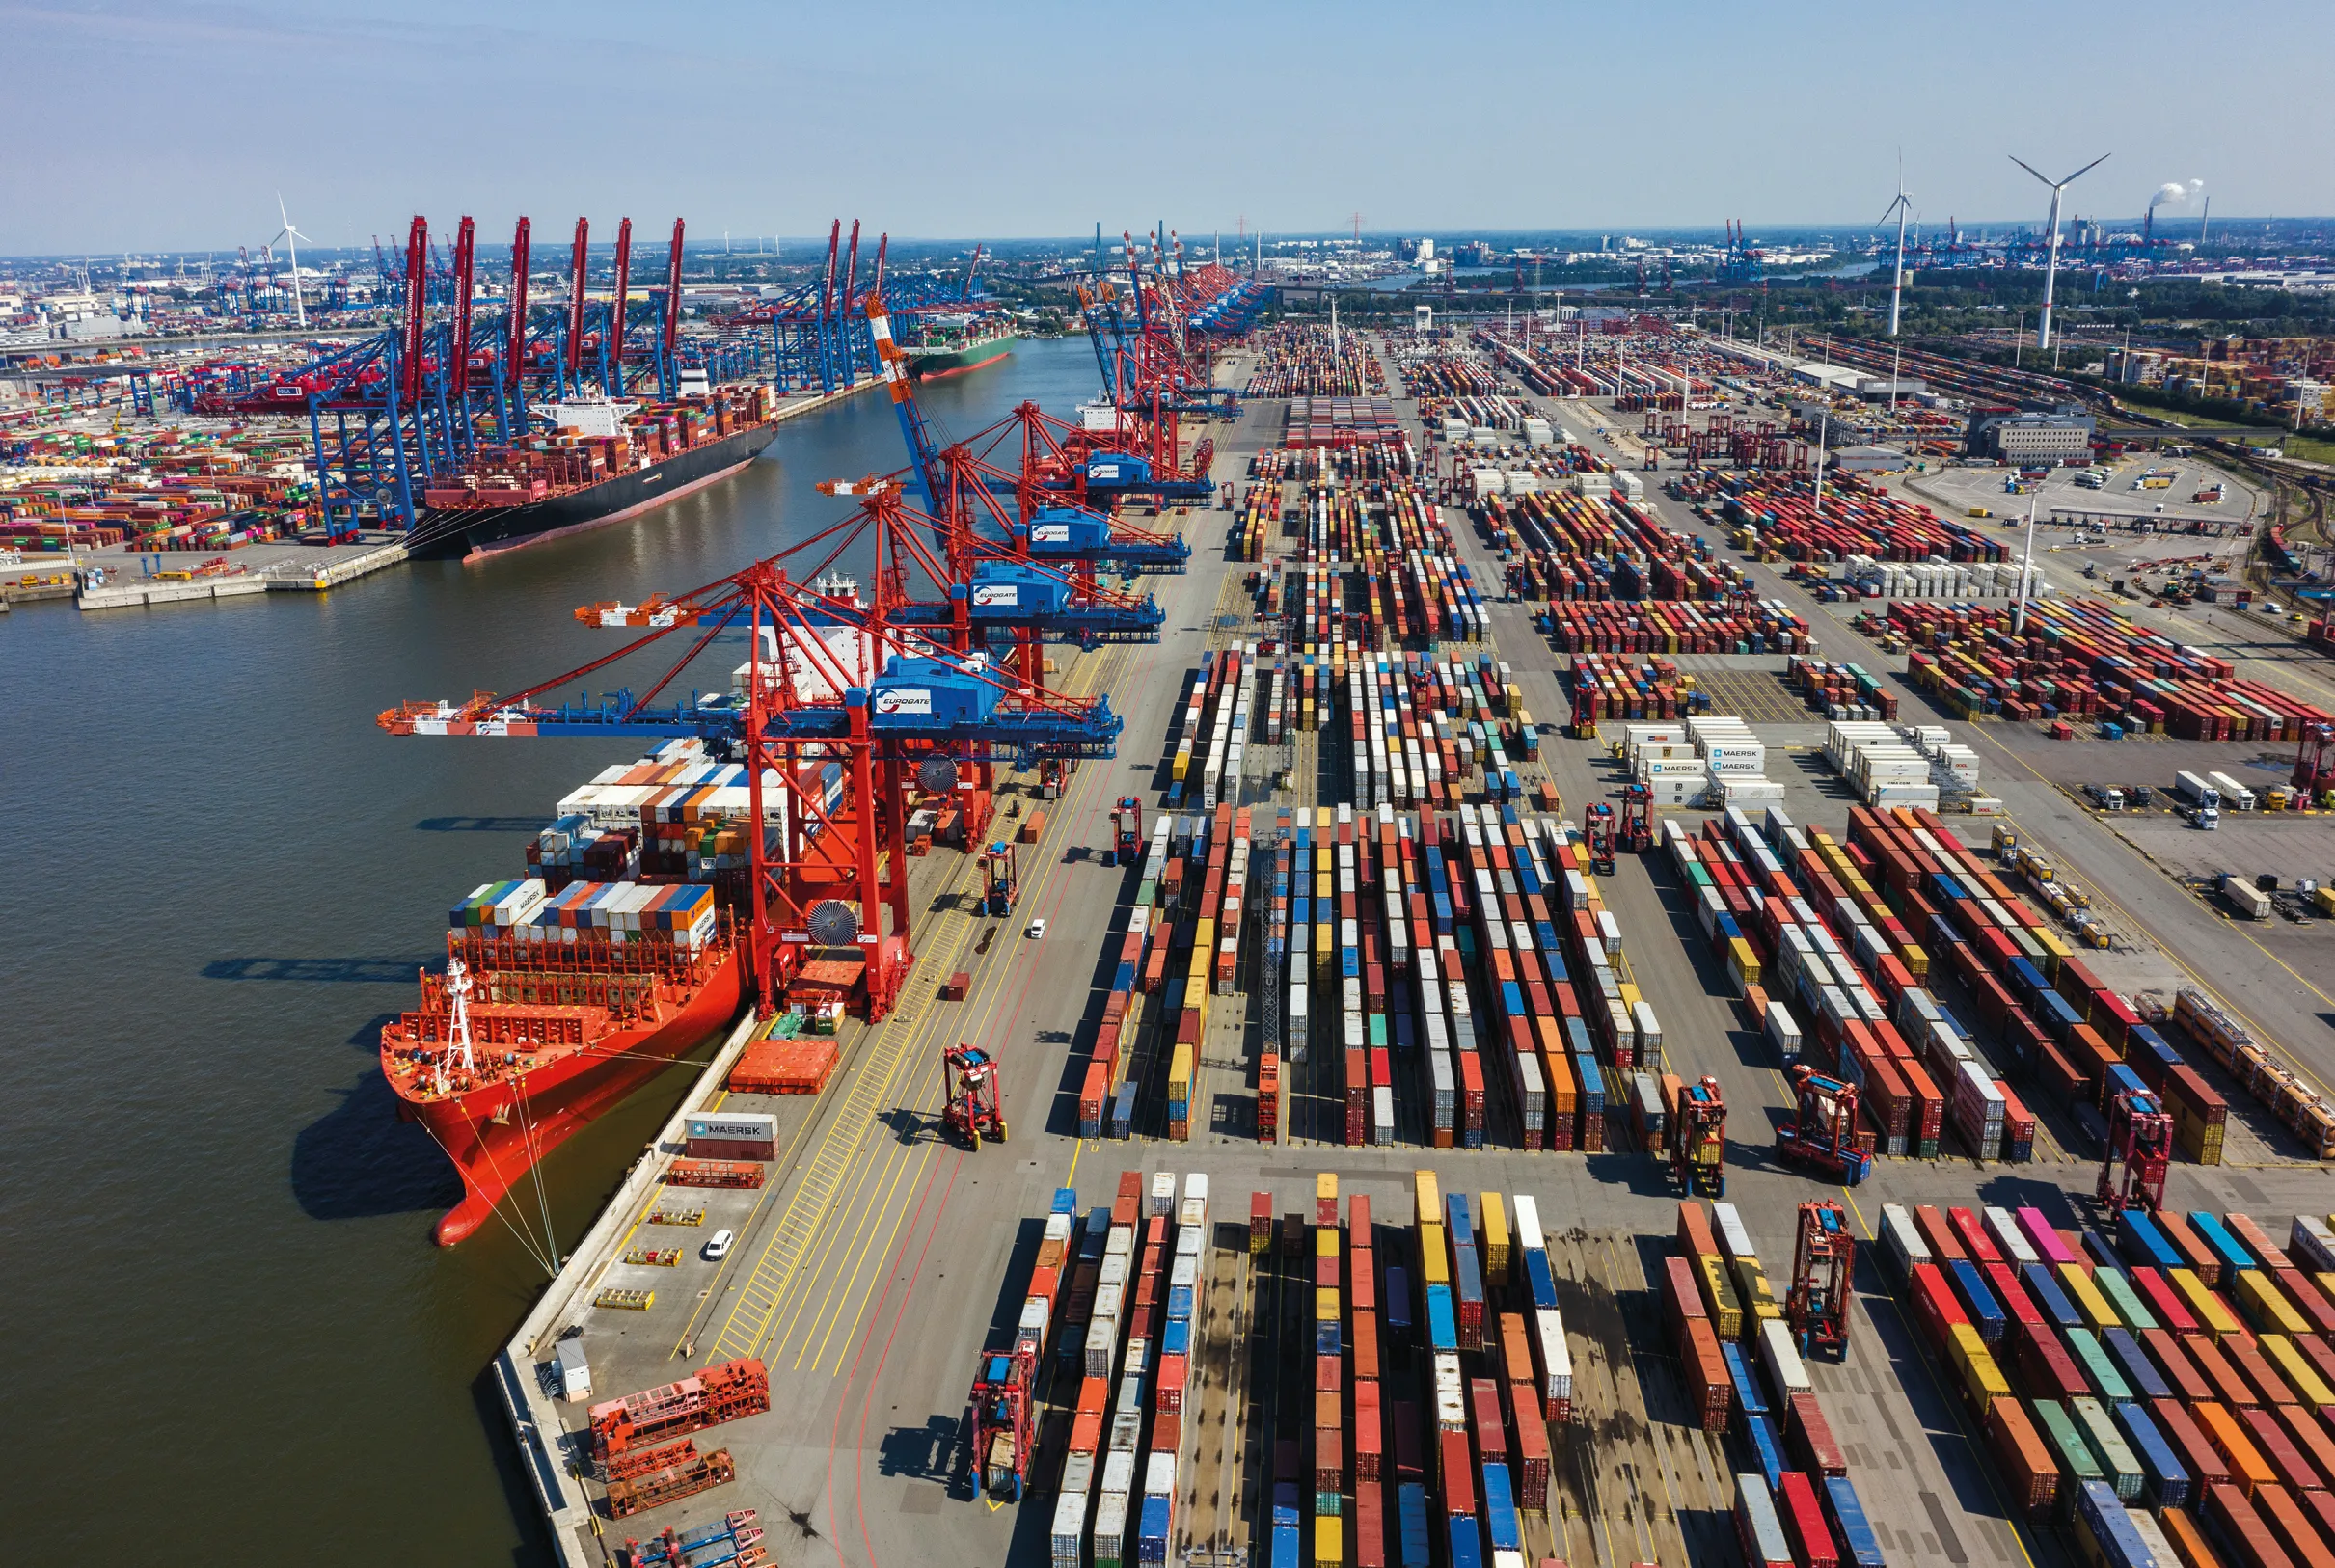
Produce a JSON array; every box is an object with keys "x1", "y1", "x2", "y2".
[
  {"x1": 2065, "y1": 1328, "x2": 2132, "y2": 1403},
  {"x1": 2070, "y1": 1396, "x2": 2144, "y2": 1502},
  {"x1": 2032, "y1": 1398, "x2": 2104, "y2": 1519},
  {"x1": 2090, "y1": 1267, "x2": 2159, "y2": 1333}
]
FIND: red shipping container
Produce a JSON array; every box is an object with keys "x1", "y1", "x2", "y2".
[
  {"x1": 1910, "y1": 1263, "x2": 1968, "y2": 1354},
  {"x1": 2242, "y1": 1406, "x2": 2325, "y2": 1495},
  {"x1": 1788, "y1": 1392, "x2": 1847, "y2": 1479},
  {"x1": 1471, "y1": 1378, "x2": 1507, "y2": 1460},
  {"x1": 1354, "y1": 1381, "x2": 1384, "y2": 1482},
  {"x1": 2254, "y1": 1483, "x2": 2324, "y2": 1566},
  {"x1": 2193, "y1": 1337, "x2": 2263, "y2": 1408},
  {"x1": 2206, "y1": 1483, "x2": 2292, "y2": 1568},
  {"x1": 2153, "y1": 1397, "x2": 2232, "y2": 1490},
  {"x1": 1352, "y1": 1479, "x2": 1385, "y2": 1568},
  {"x1": 2135, "y1": 1270, "x2": 2203, "y2": 1338},
  {"x1": 1510, "y1": 1389, "x2": 1551, "y2": 1509},
  {"x1": 2017, "y1": 1322, "x2": 2089, "y2": 1403},
  {"x1": 1439, "y1": 1429, "x2": 1475, "y2": 1515},
  {"x1": 1778, "y1": 1471, "x2": 1840, "y2": 1568}
]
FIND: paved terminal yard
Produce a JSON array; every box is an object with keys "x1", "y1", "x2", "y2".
[{"x1": 498, "y1": 332, "x2": 2335, "y2": 1568}]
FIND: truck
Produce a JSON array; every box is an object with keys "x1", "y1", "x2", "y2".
[
  {"x1": 2219, "y1": 874, "x2": 2272, "y2": 922},
  {"x1": 2206, "y1": 771, "x2": 2255, "y2": 812},
  {"x1": 2172, "y1": 771, "x2": 2220, "y2": 811}
]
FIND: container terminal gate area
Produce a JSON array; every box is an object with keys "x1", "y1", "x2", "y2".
[{"x1": 485, "y1": 326, "x2": 2335, "y2": 1568}]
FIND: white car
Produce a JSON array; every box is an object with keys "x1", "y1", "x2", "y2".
[
  {"x1": 1026, "y1": 918, "x2": 1046, "y2": 940},
  {"x1": 703, "y1": 1228, "x2": 734, "y2": 1261}
]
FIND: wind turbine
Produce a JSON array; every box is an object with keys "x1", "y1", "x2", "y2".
[
  {"x1": 2009, "y1": 152, "x2": 2108, "y2": 352},
  {"x1": 1878, "y1": 156, "x2": 1913, "y2": 412},
  {"x1": 271, "y1": 193, "x2": 312, "y2": 328}
]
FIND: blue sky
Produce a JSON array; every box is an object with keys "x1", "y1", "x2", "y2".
[{"x1": 3, "y1": 0, "x2": 2328, "y2": 254}]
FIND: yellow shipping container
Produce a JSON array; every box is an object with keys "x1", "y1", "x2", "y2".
[
  {"x1": 1900, "y1": 942, "x2": 1930, "y2": 981},
  {"x1": 1168, "y1": 1043, "x2": 1194, "y2": 1099},
  {"x1": 2032, "y1": 927, "x2": 2073, "y2": 962},
  {"x1": 1419, "y1": 1226, "x2": 1450, "y2": 1286},
  {"x1": 1479, "y1": 1193, "x2": 1510, "y2": 1280},
  {"x1": 2059, "y1": 1263, "x2": 2120, "y2": 1331},
  {"x1": 1947, "y1": 1321, "x2": 2010, "y2": 1415},
  {"x1": 1313, "y1": 1514, "x2": 1344, "y2": 1567},
  {"x1": 1413, "y1": 1170, "x2": 1439, "y2": 1224},
  {"x1": 1726, "y1": 937, "x2": 1763, "y2": 990},
  {"x1": 1733, "y1": 1257, "x2": 1784, "y2": 1332},
  {"x1": 1317, "y1": 1228, "x2": 1342, "y2": 1261},
  {"x1": 1172, "y1": 744, "x2": 1192, "y2": 780},
  {"x1": 2169, "y1": 1269, "x2": 2242, "y2": 1340},
  {"x1": 1697, "y1": 1254, "x2": 1744, "y2": 1338},
  {"x1": 2261, "y1": 1334, "x2": 2335, "y2": 1406},
  {"x1": 1316, "y1": 1288, "x2": 1342, "y2": 1323},
  {"x1": 2235, "y1": 1270, "x2": 2308, "y2": 1337}
]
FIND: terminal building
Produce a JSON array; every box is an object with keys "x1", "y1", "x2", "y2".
[{"x1": 1964, "y1": 404, "x2": 2096, "y2": 462}]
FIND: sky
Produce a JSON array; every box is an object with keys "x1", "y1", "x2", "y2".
[{"x1": 3, "y1": 0, "x2": 2330, "y2": 256}]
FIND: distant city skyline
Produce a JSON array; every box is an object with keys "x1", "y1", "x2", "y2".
[{"x1": 3, "y1": 0, "x2": 2329, "y2": 254}]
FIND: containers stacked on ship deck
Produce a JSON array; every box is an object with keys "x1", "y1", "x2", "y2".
[{"x1": 1881, "y1": 1199, "x2": 2335, "y2": 1562}]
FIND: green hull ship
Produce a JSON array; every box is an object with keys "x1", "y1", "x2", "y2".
[{"x1": 908, "y1": 331, "x2": 1019, "y2": 380}]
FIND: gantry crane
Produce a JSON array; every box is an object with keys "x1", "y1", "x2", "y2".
[
  {"x1": 380, "y1": 545, "x2": 1123, "y2": 1019},
  {"x1": 2099, "y1": 1089, "x2": 2172, "y2": 1216},
  {"x1": 1786, "y1": 1200, "x2": 1854, "y2": 1359},
  {"x1": 968, "y1": 1341, "x2": 1038, "y2": 1501},
  {"x1": 1670, "y1": 1076, "x2": 1726, "y2": 1196},
  {"x1": 1775, "y1": 1067, "x2": 1873, "y2": 1185},
  {"x1": 940, "y1": 1043, "x2": 1007, "y2": 1149},
  {"x1": 1584, "y1": 803, "x2": 1617, "y2": 877},
  {"x1": 1671, "y1": 1082, "x2": 1727, "y2": 1194},
  {"x1": 1618, "y1": 782, "x2": 1653, "y2": 854}
]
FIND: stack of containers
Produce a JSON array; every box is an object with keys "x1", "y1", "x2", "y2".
[
  {"x1": 1670, "y1": 1203, "x2": 1733, "y2": 1433},
  {"x1": 1347, "y1": 1192, "x2": 1384, "y2": 1567},
  {"x1": 1310, "y1": 1174, "x2": 1344, "y2": 1564},
  {"x1": 1513, "y1": 1195, "x2": 1573, "y2": 1424}
]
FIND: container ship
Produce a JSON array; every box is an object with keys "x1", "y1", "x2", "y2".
[
  {"x1": 381, "y1": 740, "x2": 846, "y2": 1245},
  {"x1": 909, "y1": 324, "x2": 1018, "y2": 380},
  {"x1": 407, "y1": 380, "x2": 777, "y2": 561}
]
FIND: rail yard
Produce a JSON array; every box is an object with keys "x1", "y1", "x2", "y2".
[{"x1": 438, "y1": 306, "x2": 2335, "y2": 1568}]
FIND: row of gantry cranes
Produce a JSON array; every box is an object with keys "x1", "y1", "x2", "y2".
[
  {"x1": 179, "y1": 211, "x2": 1271, "y2": 538},
  {"x1": 378, "y1": 264, "x2": 1247, "y2": 1022}
]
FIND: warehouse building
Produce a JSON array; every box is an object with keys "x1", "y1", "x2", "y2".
[{"x1": 1965, "y1": 404, "x2": 2096, "y2": 462}]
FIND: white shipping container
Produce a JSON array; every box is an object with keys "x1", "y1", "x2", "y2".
[
  {"x1": 2293, "y1": 1215, "x2": 2335, "y2": 1273},
  {"x1": 1757, "y1": 1316, "x2": 1813, "y2": 1401},
  {"x1": 1879, "y1": 1203, "x2": 1932, "y2": 1281},
  {"x1": 1711, "y1": 1203, "x2": 1757, "y2": 1265},
  {"x1": 1143, "y1": 1452, "x2": 1176, "y2": 1497},
  {"x1": 1986, "y1": 1207, "x2": 2041, "y2": 1266},
  {"x1": 1534, "y1": 1307, "x2": 1574, "y2": 1401},
  {"x1": 1764, "y1": 1001, "x2": 1803, "y2": 1062},
  {"x1": 1513, "y1": 1194, "x2": 1544, "y2": 1254}
]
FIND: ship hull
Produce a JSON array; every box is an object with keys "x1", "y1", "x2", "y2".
[
  {"x1": 408, "y1": 422, "x2": 778, "y2": 561},
  {"x1": 413, "y1": 953, "x2": 745, "y2": 1245},
  {"x1": 909, "y1": 334, "x2": 1019, "y2": 380}
]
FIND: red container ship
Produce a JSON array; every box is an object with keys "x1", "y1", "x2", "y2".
[{"x1": 381, "y1": 881, "x2": 743, "y2": 1245}]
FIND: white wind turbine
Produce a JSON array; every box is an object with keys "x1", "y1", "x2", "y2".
[
  {"x1": 2009, "y1": 152, "x2": 2108, "y2": 352},
  {"x1": 1878, "y1": 155, "x2": 1913, "y2": 411},
  {"x1": 270, "y1": 193, "x2": 312, "y2": 328}
]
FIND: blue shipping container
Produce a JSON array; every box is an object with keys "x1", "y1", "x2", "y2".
[
  {"x1": 1724, "y1": 1340, "x2": 1768, "y2": 1419},
  {"x1": 1397, "y1": 1482, "x2": 1431, "y2": 1568},
  {"x1": 1446, "y1": 1515, "x2": 1483, "y2": 1568},
  {"x1": 1822, "y1": 1475, "x2": 1887, "y2": 1568},
  {"x1": 1524, "y1": 1248, "x2": 1559, "y2": 1311},
  {"x1": 1949, "y1": 1258, "x2": 2009, "y2": 1345},
  {"x1": 2118, "y1": 1211, "x2": 2182, "y2": 1273},
  {"x1": 1386, "y1": 1267, "x2": 1413, "y2": 1337},
  {"x1": 1743, "y1": 1410, "x2": 1785, "y2": 1494},
  {"x1": 2186, "y1": 1212, "x2": 2253, "y2": 1276},
  {"x1": 1426, "y1": 1284, "x2": 1459, "y2": 1353},
  {"x1": 2023, "y1": 1262, "x2": 2084, "y2": 1330},
  {"x1": 2103, "y1": 1328, "x2": 2172, "y2": 1402},
  {"x1": 2112, "y1": 1400, "x2": 2191, "y2": 1511},
  {"x1": 1481, "y1": 1463, "x2": 1521, "y2": 1551},
  {"x1": 2073, "y1": 1479, "x2": 2152, "y2": 1568}
]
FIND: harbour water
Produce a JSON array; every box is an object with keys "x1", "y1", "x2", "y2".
[{"x1": 3, "y1": 338, "x2": 1099, "y2": 1560}]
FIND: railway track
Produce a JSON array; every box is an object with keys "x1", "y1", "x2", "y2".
[{"x1": 1179, "y1": 1225, "x2": 1254, "y2": 1562}]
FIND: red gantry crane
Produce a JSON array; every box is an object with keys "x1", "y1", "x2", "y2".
[
  {"x1": 1775, "y1": 1067, "x2": 1873, "y2": 1185},
  {"x1": 2099, "y1": 1088, "x2": 2172, "y2": 1216},
  {"x1": 939, "y1": 1042, "x2": 1007, "y2": 1149},
  {"x1": 1786, "y1": 1200, "x2": 1854, "y2": 1359}
]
